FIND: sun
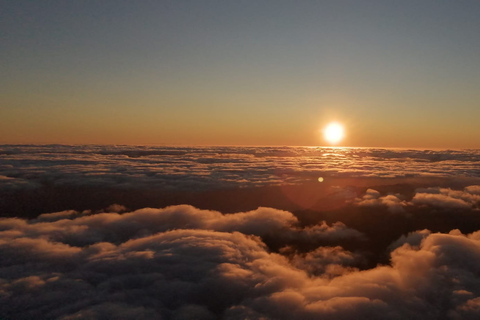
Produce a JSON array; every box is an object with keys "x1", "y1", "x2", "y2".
[{"x1": 323, "y1": 122, "x2": 345, "y2": 145}]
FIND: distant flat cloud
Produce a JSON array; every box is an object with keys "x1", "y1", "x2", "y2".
[{"x1": 1, "y1": 145, "x2": 480, "y2": 192}]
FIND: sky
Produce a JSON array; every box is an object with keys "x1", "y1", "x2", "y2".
[{"x1": 1, "y1": 1, "x2": 480, "y2": 148}]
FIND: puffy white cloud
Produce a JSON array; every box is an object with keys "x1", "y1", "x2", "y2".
[
  {"x1": 411, "y1": 186, "x2": 480, "y2": 210},
  {"x1": 281, "y1": 245, "x2": 363, "y2": 278},
  {"x1": 411, "y1": 192, "x2": 471, "y2": 209},
  {"x1": 388, "y1": 229, "x2": 431, "y2": 251},
  {"x1": 229, "y1": 229, "x2": 480, "y2": 319},
  {"x1": 466, "y1": 185, "x2": 480, "y2": 195},
  {"x1": 1, "y1": 205, "x2": 363, "y2": 248},
  {"x1": 3, "y1": 205, "x2": 480, "y2": 319},
  {"x1": 354, "y1": 185, "x2": 480, "y2": 213},
  {"x1": 363, "y1": 188, "x2": 381, "y2": 199},
  {"x1": 354, "y1": 189, "x2": 407, "y2": 213}
]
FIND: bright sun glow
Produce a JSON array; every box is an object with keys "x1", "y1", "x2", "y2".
[{"x1": 323, "y1": 122, "x2": 345, "y2": 145}]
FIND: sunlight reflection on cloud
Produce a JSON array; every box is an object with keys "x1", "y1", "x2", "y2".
[
  {"x1": 2, "y1": 204, "x2": 480, "y2": 319},
  {"x1": 1, "y1": 145, "x2": 480, "y2": 192}
]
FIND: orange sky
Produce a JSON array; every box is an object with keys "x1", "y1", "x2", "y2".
[{"x1": 1, "y1": 2, "x2": 479, "y2": 148}]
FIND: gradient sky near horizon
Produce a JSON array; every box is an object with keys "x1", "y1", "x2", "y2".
[{"x1": 1, "y1": 1, "x2": 480, "y2": 148}]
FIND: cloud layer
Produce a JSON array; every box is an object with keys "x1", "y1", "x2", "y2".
[
  {"x1": 2, "y1": 144, "x2": 480, "y2": 318},
  {"x1": 2, "y1": 145, "x2": 480, "y2": 192},
  {"x1": 411, "y1": 187, "x2": 480, "y2": 210},
  {"x1": 354, "y1": 185, "x2": 480, "y2": 212},
  {"x1": 3, "y1": 204, "x2": 480, "y2": 319}
]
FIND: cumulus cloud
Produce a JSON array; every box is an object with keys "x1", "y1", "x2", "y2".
[
  {"x1": 1, "y1": 205, "x2": 363, "y2": 249},
  {"x1": 227, "y1": 229, "x2": 480, "y2": 320},
  {"x1": 354, "y1": 189, "x2": 407, "y2": 213},
  {"x1": 387, "y1": 229, "x2": 431, "y2": 251},
  {"x1": 465, "y1": 185, "x2": 480, "y2": 195},
  {"x1": 281, "y1": 245, "x2": 364, "y2": 278},
  {"x1": 411, "y1": 186, "x2": 480, "y2": 210},
  {"x1": 3, "y1": 205, "x2": 480, "y2": 319},
  {"x1": 354, "y1": 185, "x2": 480, "y2": 213}
]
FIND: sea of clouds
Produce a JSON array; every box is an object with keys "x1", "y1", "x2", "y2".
[
  {"x1": 1, "y1": 145, "x2": 480, "y2": 192},
  {"x1": 2, "y1": 145, "x2": 480, "y2": 318},
  {"x1": 2, "y1": 183, "x2": 480, "y2": 319}
]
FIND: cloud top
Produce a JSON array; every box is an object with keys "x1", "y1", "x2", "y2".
[
  {"x1": 354, "y1": 185, "x2": 480, "y2": 213},
  {"x1": 2, "y1": 145, "x2": 480, "y2": 192},
  {"x1": 2, "y1": 205, "x2": 480, "y2": 319}
]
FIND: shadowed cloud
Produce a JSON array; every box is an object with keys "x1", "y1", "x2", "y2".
[{"x1": 2, "y1": 203, "x2": 480, "y2": 319}]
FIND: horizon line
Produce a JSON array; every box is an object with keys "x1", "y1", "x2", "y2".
[{"x1": 0, "y1": 142, "x2": 478, "y2": 151}]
